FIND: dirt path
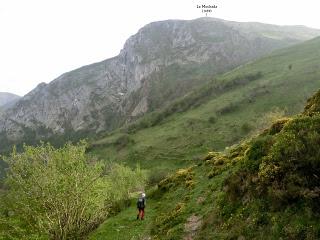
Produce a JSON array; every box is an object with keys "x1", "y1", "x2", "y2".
[{"x1": 184, "y1": 214, "x2": 202, "y2": 240}]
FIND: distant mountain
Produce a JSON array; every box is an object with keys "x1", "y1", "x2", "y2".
[
  {"x1": 89, "y1": 36, "x2": 320, "y2": 172},
  {"x1": 0, "y1": 17, "x2": 319, "y2": 150},
  {"x1": 0, "y1": 92, "x2": 20, "y2": 108}
]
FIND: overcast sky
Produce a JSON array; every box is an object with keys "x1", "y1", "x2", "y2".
[{"x1": 1, "y1": 0, "x2": 320, "y2": 96}]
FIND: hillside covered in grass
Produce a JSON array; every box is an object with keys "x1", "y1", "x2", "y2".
[
  {"x1": 4, "y1": 17, "x2": 316, "y2": 154},
  {"x1": 89, "y1": 37, "x2": 320, "y2": 175},
  {"x1": 90, "y1": 88, "x2": 320, "y2": 240}
]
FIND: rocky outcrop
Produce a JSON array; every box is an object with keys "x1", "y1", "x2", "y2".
[{"x1": 0, "y1": 18, "x2": 319, "y2": 148}]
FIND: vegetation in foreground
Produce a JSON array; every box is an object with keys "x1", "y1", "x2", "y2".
[{"x1": 0, "y1": 141, "x2": 146, "y2": 240}]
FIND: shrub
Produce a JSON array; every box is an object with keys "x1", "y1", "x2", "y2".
[
  {"x1": 226, "y1": 113, "x2": 320, "y2": 209},
  {"x1": 1, "y1": 141, "x2": 146, "y2": 239},
  {"x1": 256, "y1": 107, "x2": 286, "y2": 133},
  {"x1": 264, "y1": 118, "x2": 290, "y2": 135},
  {"x1": 204, "y1": 151, "x2": 220, "y2": 160},
  {"x1": 158, "y1": 167, "x2": 194, "y2": 192},
  {"x1": 207, "y1": 168, "x2": 221, "y2": 179},
  {"x1": 303, "y1": 90, "x2": 320, "y2": 116},
  {"x1": 258, "y1": 115, "x2": 320, "y2": 206},
  {"x1": 243, "y1": 135, "x2": 274, "y2": 172},
  {"x1": 152, "y1": 202, "x2": 186, "y2": 237}
]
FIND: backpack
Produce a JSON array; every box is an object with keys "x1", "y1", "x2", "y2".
[{"x1": 137, "y1": 197, "x2": 145, "y2": 208}]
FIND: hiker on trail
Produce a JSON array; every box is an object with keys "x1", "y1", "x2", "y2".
[{"x1": 137, "y1": 192, "x2": 146, "y2": 220}]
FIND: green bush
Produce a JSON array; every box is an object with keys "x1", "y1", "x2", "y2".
[
  {"x1": 217, "y1": 90, "x2": 320, "y2": 239},
  {"x1": 1, "y1": 141, "x2": 146, "y2": 240},
  {"x1": 243, "y1": 135, "x2": 274, "y2": 172},
  {"x1": 225, "y1": 110, "x2": 320, "y2": 210},
  {"x1": 303, "y1": 89, "x2": 320, "y2": 116},
  {"x1": 258, "y1": 115, "x2": 320, "y2": 206}
]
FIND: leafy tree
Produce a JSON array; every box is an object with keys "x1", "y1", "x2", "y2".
[
  {"x1": 105, "y1": 163, "x2": 146, "y2": 201},
  {"x1": 0, "y1": 141, "x2": 146, "y2": 239}
]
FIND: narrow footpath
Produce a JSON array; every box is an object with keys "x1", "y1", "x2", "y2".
[{"x1": 89, "y1": 199, "x2": 156, "y2": 240}]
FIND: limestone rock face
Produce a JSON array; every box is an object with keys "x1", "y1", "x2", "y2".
[{"x1": 0, "y1": 18, "x2": 319, "y2": 146}]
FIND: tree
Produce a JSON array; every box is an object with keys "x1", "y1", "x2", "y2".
[{"x1": 1, "y1": 141, "x2": 146, "y2": 239}]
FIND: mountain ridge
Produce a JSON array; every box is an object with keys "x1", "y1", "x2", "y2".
[
  {"x1": 88, "y1": 36, "x2": 320, "y2": 171},
  {"x1": 0, "y1": 17, "x2": 319, "y2": 151},
  {"x1": 0, "y1": 92, "x2": 20, "y2": 109}
]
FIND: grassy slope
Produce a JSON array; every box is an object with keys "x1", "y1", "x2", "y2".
[
  {"x1": 89, "y1": 37, "x2": 320, "y2": 173},
  {"x1": 89, "y1": 38, "x2": 320, "y2": 239},
  {"x1": 89, "y1": 154, "x2": 243, "y2": 239},
  {"x1": 89, "y1": 198, "x2": 157, "y2": 240},
  {"x1": 90, "y1": 91, "x2": 320, "y2": 240}
]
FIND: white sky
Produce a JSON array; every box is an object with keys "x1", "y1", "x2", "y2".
[{"x1": 1, "y1": 0, "x2": 320, "y2": 96}]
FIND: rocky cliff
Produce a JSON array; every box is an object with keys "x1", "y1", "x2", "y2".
[{"x1": 0, "y1": 17, "x2": 319, "y2": 149}]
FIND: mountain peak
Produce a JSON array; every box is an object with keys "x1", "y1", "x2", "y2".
[{"x1": 0, "y1": 18, "x2": 319, "y2": 151}]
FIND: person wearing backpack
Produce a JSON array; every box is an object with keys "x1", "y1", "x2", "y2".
[{"x1": 137, "y1": 192, "x2": 146, "y2": 220}]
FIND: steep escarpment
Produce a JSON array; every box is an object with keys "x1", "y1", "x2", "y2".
[{"x1": 0, "y1": 18, "x2": 319, "y2": 150}]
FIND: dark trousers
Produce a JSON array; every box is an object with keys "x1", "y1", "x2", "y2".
[{"x1": 137, "y1": 208, "x2": 145, "y2": 220}]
